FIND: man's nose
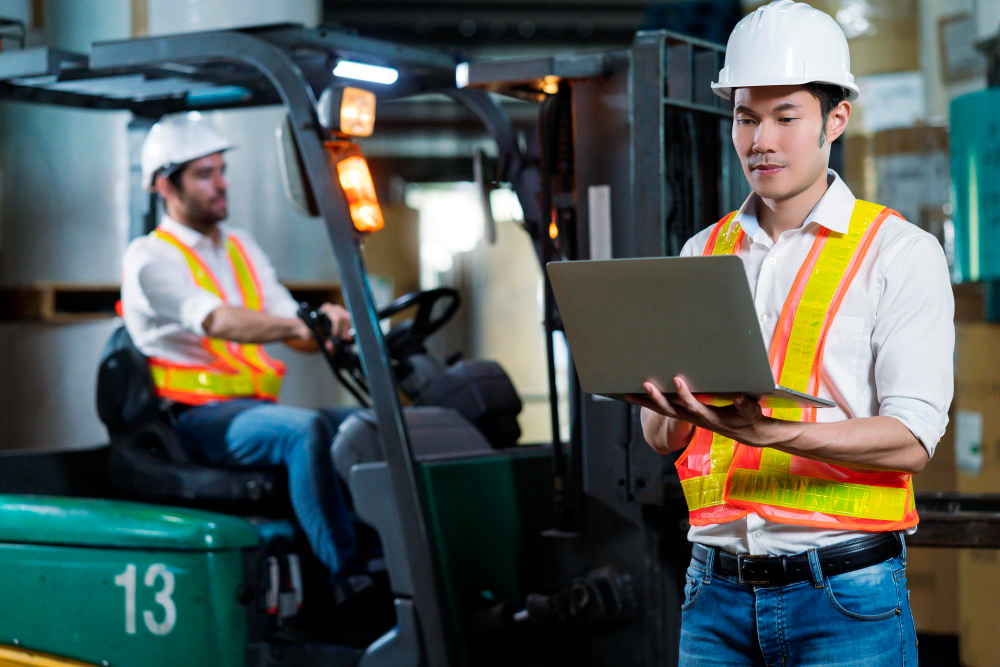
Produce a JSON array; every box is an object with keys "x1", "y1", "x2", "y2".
[{"x1": 753, "y1": 120, "x2": 778, "y2": 153}]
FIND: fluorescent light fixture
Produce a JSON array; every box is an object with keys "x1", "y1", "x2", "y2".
[
  {"x1": 456, "y1": 62, "x2": 469, "y2": 89},
  {"x1": 333, "y1": 60, "x2": 398, "y2": 85}
]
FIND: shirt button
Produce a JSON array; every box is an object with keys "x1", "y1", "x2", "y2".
[
  {"x1": 759, "y1": 313, "x2": 767, "y2": 323},
  {"x1": 753, "y1": 531, "x2": 763, "y2": 540},
  {"x1": 768, "y1": 257, "x2": 777, "y2": 265}
]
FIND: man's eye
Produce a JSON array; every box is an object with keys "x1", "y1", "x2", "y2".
[
  {"x1": 779, "y1": 117, "x2": 798, "y2": 123},
  {"x1": 736, "y1": 119, "x2": 755, "y2": 126}
]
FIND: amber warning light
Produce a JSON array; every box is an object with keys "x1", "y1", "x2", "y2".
[{"x1": 336, "y1": 156, "x2": 385, "y2": 233}]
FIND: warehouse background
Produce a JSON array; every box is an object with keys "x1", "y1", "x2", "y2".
[{"x1": 0, "y1": 0, "x2": 998, "y2": 663}]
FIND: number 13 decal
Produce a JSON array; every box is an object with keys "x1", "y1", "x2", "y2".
[{"x1": 114, "y1": 563, "x2": 177, "y2": 636}]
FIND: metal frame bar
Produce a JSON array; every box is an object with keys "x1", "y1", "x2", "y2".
[{"x1": 88, "y1": 30, "x2": 454, "y2": 665}]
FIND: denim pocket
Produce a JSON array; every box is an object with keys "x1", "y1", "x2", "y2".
[
  {"x1": 681, "y1": 562, "x2": 706, "y2": 612},
  {"x1": 824, "y1": 560, "x2": 901, "y2": 621}
]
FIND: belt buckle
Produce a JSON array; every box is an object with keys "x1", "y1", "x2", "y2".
[{"x1": 736, "y1": 554, "x2": 770, "y2": 586}]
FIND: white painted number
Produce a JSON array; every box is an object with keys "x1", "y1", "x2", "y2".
[
  {"x1": 114, "y1": 564, "x2": 137, "y2": 635},
  {"x1": 143, "y1": 563, "x2": 177, "y2": 635},
  {"x1": 114, "y1": 563, "x2": 177, "y2": 636}
]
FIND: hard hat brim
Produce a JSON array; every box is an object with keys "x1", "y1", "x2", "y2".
[
  {"x1": 711, "y1": 79, "x2": 860, "y2": 103},
  {"x1": 143, "y1": 146, "x2": 234, "y2": 192}
]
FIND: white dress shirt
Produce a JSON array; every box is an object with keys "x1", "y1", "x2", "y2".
[
  {"x1": 121, "y1": 215, "x2": 299, "y2": 364},
  {"x1": 679, "y1": 170, "x2": 954, "y2": 555}
]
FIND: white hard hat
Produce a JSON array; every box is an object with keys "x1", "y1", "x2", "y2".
[
  {"x1": 711, "y1": 0, "x2": 860, "y2": 102},
  {"x1": 140, "y1": 113, "x2": 233, "y2": 191}
]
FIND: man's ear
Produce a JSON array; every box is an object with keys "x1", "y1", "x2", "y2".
[
  {"x1": 154, "y1": 174, "x2": 177, "y2": 200},
  {"x1": 825, "y1": 100, "x2": 851, "y2": 144}
]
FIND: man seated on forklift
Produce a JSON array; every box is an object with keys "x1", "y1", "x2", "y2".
[
  {"x1": 121, "y1": 113, "x2": 359, "y2": 583},
  {"x1": 630, "y1": 1, "x2": 952, "y2": 664}
]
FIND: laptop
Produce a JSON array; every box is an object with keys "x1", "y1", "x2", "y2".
[{"x1": 546, "y1": 255, "x2": 836, "y2": 409}]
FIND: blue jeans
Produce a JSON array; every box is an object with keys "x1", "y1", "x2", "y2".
[
  {"x1": 679, "y1": 539, "x2": 918, "y2": 666},
  {"x1": 173, "y1": 399, "x2": 359, "y2": 576}
]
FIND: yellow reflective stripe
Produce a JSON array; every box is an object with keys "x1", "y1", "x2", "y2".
[
  {"x1": 151, "y1": 230, "x2": 222, "y2": 297},
  {"x1": 770, "y1": 406, "x2": 803, "y2": 422},
  {"x1": 709, "y1": 212, "x2": 741, "y2": 255},
  {"x1": 681, "y1": 473, "x2": 729, "y2": 510},
  {"x1": 727, "y1": 469, "x2": 908, "y2": 521},
  {"x1": 0, "y1": 645, "x2": 100, "y2": 666},
  {"x1": 226, "y1": 238, "x2": 261, "y2": 311},
  {"x1": 151, "y1": 364, "x2": 257, "y2": 397},
  {"x1": 776, "y1": 201, "x2": 884, "y2": 393},
  {"x1": 759, "y1": 448, "x2": 791, "y2": 473},
  {"x1": 682, "y1": 432, "x2": 736, "y2": 510}
]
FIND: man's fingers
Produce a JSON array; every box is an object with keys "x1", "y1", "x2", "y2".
[{"x1": 673, "y1": 376, "x2": 706, "y2": 414}]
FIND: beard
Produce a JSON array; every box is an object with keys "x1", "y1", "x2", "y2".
[{"x1": 182, "y1": 193, "x2": 227, "y2": 226}]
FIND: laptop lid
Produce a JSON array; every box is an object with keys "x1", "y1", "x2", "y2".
[{"x1": 547, "y1": 255, "x2": 782, "y2": 400}]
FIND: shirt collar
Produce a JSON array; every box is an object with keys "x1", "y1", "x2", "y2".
[
  {"x1": 158, "y1": 214, "x2": 227, "y2": 250},
  {"x1": 734, "y1": 169, "x2": 855, "y2": 240}
]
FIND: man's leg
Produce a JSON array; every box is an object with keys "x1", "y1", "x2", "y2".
[
  {"x1": 678, "y1": 549, "x2": 767, "y2": 666},
  {"x1": 173, "y1": 399, "x2": 357, "y2": 576},
  {"x1": 778, "y1": 543, "x2": 918, "y2": 666}
]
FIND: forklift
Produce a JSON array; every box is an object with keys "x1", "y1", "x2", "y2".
[{"x1": 0, "y1": 18, "x2": 996, "y2": 667}]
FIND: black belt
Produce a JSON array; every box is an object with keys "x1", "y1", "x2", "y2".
[{"x1": 692, "y1": 533, "x2": 902, "y2": 587}]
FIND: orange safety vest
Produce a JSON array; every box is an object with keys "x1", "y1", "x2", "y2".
[
  {"x1": 146, "y1": 228, "x2": 286, "y2": 405},
  {"x1": 675, "y1": 200, "x2": 918, "y2": 532}
]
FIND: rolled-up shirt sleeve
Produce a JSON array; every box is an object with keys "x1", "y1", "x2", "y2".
[
  {"x1": 872, "y1": 233, "x2": 954, "y2": 458},
  {"x1": 133, "y1": 251, "x2": 223, "y2": 337}
]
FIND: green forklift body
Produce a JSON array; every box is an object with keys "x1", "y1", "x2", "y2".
[
  {"x1": 0, "y1": 495, "x2": 257, "y2": 667},
  {"x1": 419, "y1": 448, "x2": 555, "y2": 665}
]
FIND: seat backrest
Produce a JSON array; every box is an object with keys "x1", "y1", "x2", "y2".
[
  {"x1": 332, "y1": 406, "x2": 496, "y2": 481},
  {"x1": 96, "y1": 325, "x2": 283, "y2": 507},
  {"x1": 412, "y1": 360, "x2": 523, "y2": 448},
  {"x1": 96, "y1": 325, "x2": 160, "y2": 434}
]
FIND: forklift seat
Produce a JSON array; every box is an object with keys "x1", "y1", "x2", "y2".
[
  {"x1": 411, "y1": 359, "x2": 523, "y2": 449},
  {"x1": 97, "y1": 325, "x2": 283, "y2": 506}
]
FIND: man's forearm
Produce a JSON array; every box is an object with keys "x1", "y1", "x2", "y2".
[
  {"x1": 753, "y1": 415, "x2": 929, "y2": 474},
  {"x1": 641, "y1": 409, "x2": 695, "y2": 453},
  {"x1": 203, "y1": 305, "x2": 303, "y2": 344}
]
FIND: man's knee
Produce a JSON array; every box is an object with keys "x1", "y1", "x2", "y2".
[{"x1": 282, "y1": 410, "x2": 334, "y2": 457}]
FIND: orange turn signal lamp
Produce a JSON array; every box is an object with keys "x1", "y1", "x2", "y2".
[{"x1": 336, "y1": 155, "x2": 384, "y2": 233}]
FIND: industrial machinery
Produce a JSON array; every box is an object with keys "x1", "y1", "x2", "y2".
[{"x1": 0, "y1": 18, "x2": 997, "y2": 667}]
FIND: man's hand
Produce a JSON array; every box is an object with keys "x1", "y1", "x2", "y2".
[
  {"x1": 319, "y1": 303, "x2": 354, "y2": 342},
  {"x1": 627, "y1": 376, "x2": 771, "y2": 448}
]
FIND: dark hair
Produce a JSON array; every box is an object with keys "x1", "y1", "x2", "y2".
[
  {"x1": 803, "y1": 83, "x2": 847, "y2": 146},
  {"x1": 729, "y1": 83, "x2": 847, "y2": 146},
  {"x1": 152, "y1": 163, "x2": 189, "y2": 199}
]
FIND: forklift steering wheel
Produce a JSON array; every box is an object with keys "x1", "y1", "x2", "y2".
[{"x1": 378, "y1": 288, "x2": 461, "y2": 359}]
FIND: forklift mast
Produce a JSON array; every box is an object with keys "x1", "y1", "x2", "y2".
[{"x1": 463, "y1": 30, "x2": 747, "y2": 665}]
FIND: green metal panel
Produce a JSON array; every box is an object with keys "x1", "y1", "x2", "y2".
[
  {"x1": 950, "y1": 87, "x2": 1000, "y2": 283},
  {"x1": 0, "y1": 496, "x2": 252, "y2": 666},
  {"x1": 419, "y1": 448, "x2": 554, "y2": 666},
  {"x1": 0, "y1": 543, "x2": 248, "y2": 667},
  {"x1": 0, "y1": 495, "x2": 258, "y2": 551}
]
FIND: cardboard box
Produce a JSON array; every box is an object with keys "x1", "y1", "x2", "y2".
[
  {"x1": 908, "y1": 408, "x2": 958, "y2": 636},
  {"x1": 953, "y1": 323, "x2": 1000, "y2": 664},
  {"x1": 958, "y1": 550, "x2": 1000, "y2": 665},
  {"x1": 741, "y1": 0, "x2": 919, "y2": 76},
  {"x1": 907, "y1": 548, "x2": 960, "y2": 635},
  {"x1": 841, "y1": 125, "x2": 950, "y2": 232},
  {"x1": 954, "y1": 323, "x2": 1000, "y2": 486}
]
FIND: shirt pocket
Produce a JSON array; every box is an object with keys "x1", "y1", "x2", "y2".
[{"x1": 821, "y1": 315, "x2": 866, "y2": 403}]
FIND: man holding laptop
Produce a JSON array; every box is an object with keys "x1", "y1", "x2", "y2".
[{"x1": 628, "y1": 1, "x2": 953, "y2": 664}]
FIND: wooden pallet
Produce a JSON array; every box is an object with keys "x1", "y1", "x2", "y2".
[
  {"x1": 0, "y1": 282, "x2": 342, "y2": 323},
  {"x1": 0, "y1": 283, "x2": 120, "y2": 324}
]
